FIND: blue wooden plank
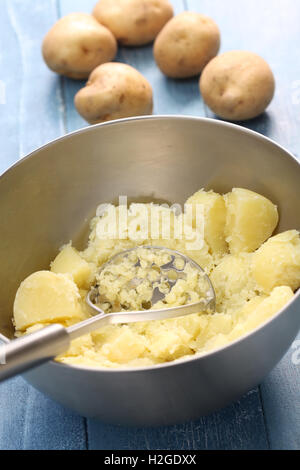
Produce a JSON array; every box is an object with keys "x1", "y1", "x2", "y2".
[
  {"x1": 0, "y1": 0, "x2": 65, "y2": 167},
  {"x1": 0, "y1": 4, "x2": 21, "y2": 173},
  {"x1": 260, "y1": 341, "x2": 300, "y2": 450},
  {"x1": 0, "y1": 376, "x2": 86, "y2": 450},
  {"x1": 0, "y1": 0, "x2": 87, "y2": 450},
  {"x1": 188, "y1": 0, "x2": 300, "y2": 450},
  {"x1": 87, "y1": 388, "x2": 268, "y2": 450}
]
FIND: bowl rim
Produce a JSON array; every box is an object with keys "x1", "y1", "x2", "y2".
[
  {"x1": 2, "y1": 114, "x2": 300, "y2": 179},
  {"x1": 1, "y1": 115, "x2": 300, "y2": 373}
]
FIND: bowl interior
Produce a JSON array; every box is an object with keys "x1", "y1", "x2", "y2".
[{"x1": 1, "y1": 116, "x2": 299, "y2": 339}]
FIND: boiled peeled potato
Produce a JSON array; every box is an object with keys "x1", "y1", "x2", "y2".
[
  {"x1": 252, "y1": 230, "x2": 300, "y2": 293},
  {"x1": 185, "y1": 189, "x2": 228, "y2": 256},
  {"x1": 224, "y1": 188, "x2": 279, "y2": 254},
  {"x1": 13, "y1": 271, "x2": 84, "y2": 331},
  {"x1": 211, "y1": 253, "x2": 254, "y2": 299},
  {"x1": 229, "y1": 286, "x2": 294, "y2": 338},
  {"x1": 51, "y1": 245, "x2": 93, "y2": 289}
]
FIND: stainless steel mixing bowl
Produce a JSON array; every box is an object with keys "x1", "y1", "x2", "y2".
[{"x1": 0, "y1": 116, "x2": 299, "y2": 426}]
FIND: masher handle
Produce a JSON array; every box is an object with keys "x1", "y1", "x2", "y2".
[{"x1": 0, "y1": 324, "x2": 70, "y2": 383}]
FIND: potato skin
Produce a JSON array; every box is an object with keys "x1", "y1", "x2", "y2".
[
  {"x1": 200, "y1": 51, "x2": 275, "y2": 121},
  {"x1": 75, "y1": 62, "x2": 153, "y2": 124},
  {"x1": 93, "y1": 0, "x2": 174, "y2": 46},
  {"x1": 154, "y1": 12, "x2": 220, "y2": 79},
  {"x1": 42, "y1": 13, "x2": 117, "y2": 80}
]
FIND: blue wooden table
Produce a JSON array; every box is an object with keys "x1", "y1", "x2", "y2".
[{"x1": 0, "y1": 0, "x2": 299, "y2": 450}]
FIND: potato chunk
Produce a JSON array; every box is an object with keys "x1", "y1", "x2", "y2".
[
  {"x1": 51, "y1": 245, "x2": 93, "y2": 288},
  {"x1": 14, "y1": 271, "x2": 84, "y2": 331},
  {"x1": 148, "y1": 329, "x2": 192, "y2": 361},
  {"x1": 229, "y1": 286, "x2": 294, "y2": 340},
  {"x1": 237, "y1": 286, "x2": 294, "y2": 332},
  {"x1": 101, "y1": 326, "x2": 147, "y2": 364},
  {"x1": 186, "y1": 189, "x2": 227, "y2": 256},
  {"x1": 210, "y1": 253, "x2": 257, "y2": 312},
  {"x1": 252, "y1": 230, "x2": 300, "y2": 293},
  {"x1": 224, "y1": 188, "x2": 278, "y2": 254}
]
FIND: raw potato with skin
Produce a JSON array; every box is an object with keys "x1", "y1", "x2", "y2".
[
  {"x1": 93, "y1": 0, "x2": 174, "y2": 46},
  {"x1": 154, "y1": 12, "x2": 221, "y2": 79},
  {"x1": 200, "y1": 51, "x2": 275, "y2": 121},
  {"x1": 42, "y1": 13, "x2": 117, "y2": 80},
  {"x1": 75, "y1": 63, "x2": 153, "y2": 124}
]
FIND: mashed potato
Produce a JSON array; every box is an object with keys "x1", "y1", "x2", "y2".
[
  {"x1": 93, "y1": 247, "x2": 212, "y2": 313},
  {"x1": 13, "y1": 188, "x2": 300, "y2": 369}
]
